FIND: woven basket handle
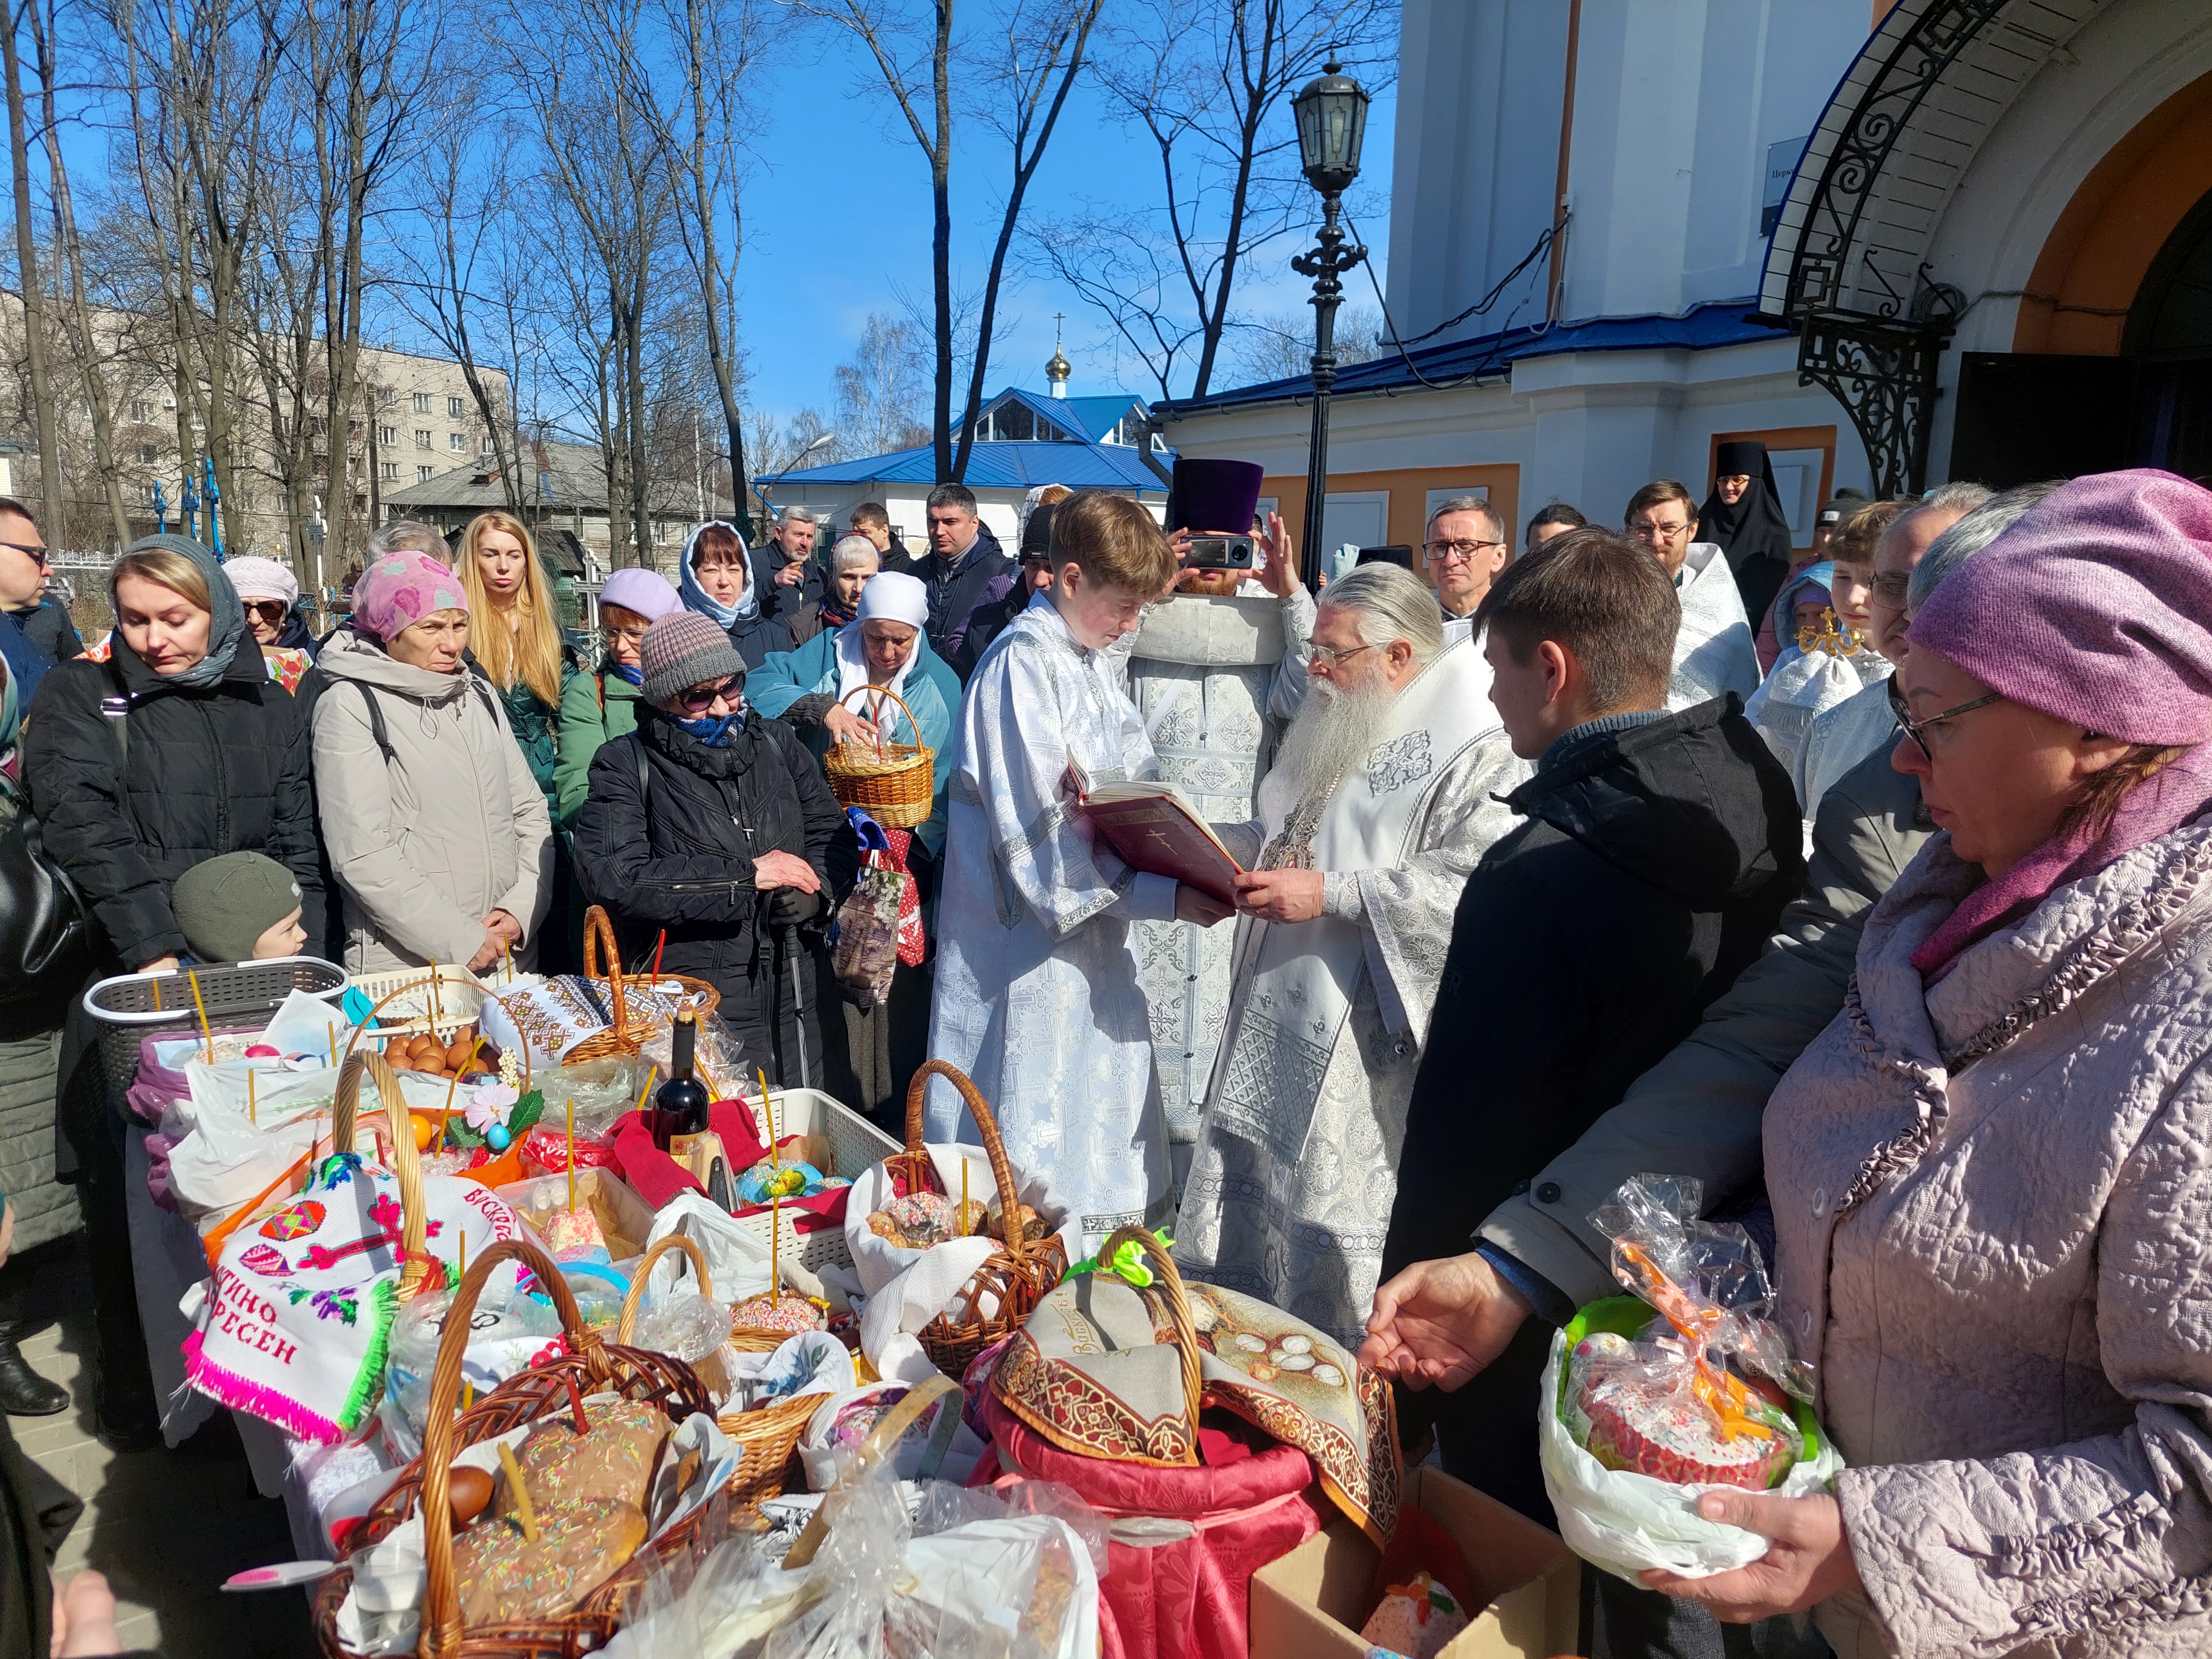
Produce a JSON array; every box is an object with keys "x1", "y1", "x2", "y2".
[
  {"x1": 580, "y1": 905, "x2": 631, "y2": 1046},
  {"x1": 332, "y1": 1051, "x2": 432, "y2": 1299},
  {"x1": 1101, "y1": 1224, "x2": 1201, "y2": 1428},
  {"x1": 900, "y1": 1058, "x2": 1028, "y2": 1266},
  {"x1": 418, "y1": 1238, "x2": 594, "y2": 1659},
  {"x1": 615, "y1": 1232, "x2": 715, "y2": 1343},
  {"x1": 780, "y1": 1371, "x2": 959, "y2": 1571},
  {"x1": 342, "y1": 970, "x2": 462, "y2": 1065},
  {"x1": 834, "y1": 682, "x2": 922, "y2": 744}
]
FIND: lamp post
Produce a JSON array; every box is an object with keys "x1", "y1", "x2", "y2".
[{"x1": 1291, "y1": 57, "x2": 1371, "y2": 592}]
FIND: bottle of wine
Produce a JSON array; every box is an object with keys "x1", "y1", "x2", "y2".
[{"x1": 649, "y1": 1009, "x2": 711, "y2": 1153}]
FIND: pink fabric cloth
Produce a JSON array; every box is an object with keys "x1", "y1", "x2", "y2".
[
  {"x1": 351, "y1": 551, "x2": 467, "y2": 642},
  {"x1": 979, "y1": 1390, "x2": 1323, "y2": 1659},
  {"x1": 1909, "y1": 468, "x2": 2212, "y2": 746},
  {"x1": 1912, "y1": 745, "x2": 2212, "y2": 977}
]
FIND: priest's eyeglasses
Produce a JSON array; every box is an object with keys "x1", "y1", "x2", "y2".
[
  {"x1": 1308, "y1": 641, "x2": 1377, "y2": 670},
  {"x1": 1889, "y1": 678, "x2": 2004, "y2": 761},
  {"x1": 1423, "y1": 538, "x2": 1504, "y2": 564}
]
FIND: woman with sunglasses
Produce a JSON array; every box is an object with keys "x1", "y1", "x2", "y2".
[
  {"x1": 311, "y1": 551, "x2": 551, "y2": 974},
  {"x1": 223, "y1": 555, "x2": 317, "y2": 691},
  {"x1": 1632, "y1": 470, "x2": 2212, "y2": 1657},
  {"x1": 573, "y1": 611, "x2": 842, "y2": 1084}
]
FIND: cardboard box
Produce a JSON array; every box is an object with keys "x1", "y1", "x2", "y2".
[{"x1": 1249, "y1": 1465, "x2": 1582, "y2": 1659}]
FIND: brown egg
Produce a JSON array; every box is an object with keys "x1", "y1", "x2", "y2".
[
  {"x1": 448, "y1": 1464, "x2": 494, "y2": 1526},
  {"x1": 446, "y1": 1039, "x2": 474, "y2": 1069}
]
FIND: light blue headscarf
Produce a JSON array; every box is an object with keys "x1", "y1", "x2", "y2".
[
  {"x1": 676, "y1": 520, "x2": 759, "y2": 630},
  {"x1": 113, "y1": 533, "x2": 246, "y2": 689}
]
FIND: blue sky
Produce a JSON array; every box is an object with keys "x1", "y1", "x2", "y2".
[{"x1": 722, "y1": 31, "x2": 1398, "y2": 430}]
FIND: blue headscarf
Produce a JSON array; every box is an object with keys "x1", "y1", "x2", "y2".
[
  {"x1": 676, "y1": 520, "x2": 759, "y2": 630},
  {"x1": 669, "y1": 706, "x2": 745, "y2": 747},
  {"x1": 113, "y1": 534, "x2": 246, "y2": 689}
]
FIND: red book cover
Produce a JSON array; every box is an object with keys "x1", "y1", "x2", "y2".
[{"x1": 1078, "y1": 785, "x2": 1243, "y2": 907}]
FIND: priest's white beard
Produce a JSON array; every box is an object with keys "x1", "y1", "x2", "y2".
[{"x1": 1257, "y1": 675, "x2": 1397, "y2": 829}]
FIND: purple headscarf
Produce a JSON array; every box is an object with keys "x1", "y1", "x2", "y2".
[
  {"x1": 353, "y1": 552, "x2": 468, "y2": 643},
  {"x1": 1906, "y1": 468, "x2": 2212, "y2": 976}
]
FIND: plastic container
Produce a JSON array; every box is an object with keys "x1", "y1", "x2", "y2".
[
  {"x1": 725, "y1": 1086, "x2": 898, "y2": 1277},
  {"x1": 83, "y1": 956, "x2": 345, "y2": 1095}
]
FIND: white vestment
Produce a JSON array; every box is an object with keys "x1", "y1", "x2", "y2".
[
  {"x1": 1173, "y1": 637, "x2": 1528, "y2": 1347},
  {"x1": 1126, "y1": 589, "x2": 1315, "y2": 1139},
  {"x1": 1793, "y1": 671, "x2": 1900, "y2": 826},
  {"x1": 925, "y1": 595, "x2": 1178, "y2": 1250},
  {"x1": 1668, "y1": 542, "x2": 1762, "y2": 711},
  {"x1": 1744, "y1": 643, "x2": 1890, "y2": 786}
]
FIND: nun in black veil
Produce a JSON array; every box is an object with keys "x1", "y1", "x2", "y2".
[{"x1": 1696, "y1": 438, "x2": 1795, "y2": 628}]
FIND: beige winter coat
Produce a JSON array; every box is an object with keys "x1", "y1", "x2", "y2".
[
  {"x1": 311, "y1": 630, "x2": 552, "y2": 973},
  {"x1": 1766, "y1": 818, "x2": 2212, "y2": 1657}
]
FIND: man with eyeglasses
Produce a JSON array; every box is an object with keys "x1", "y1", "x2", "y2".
[
  {"x1": 1624, "y1": 478, "x2": 1760, "y2": 712},
  {"x1": 0, "y1": 497, "x2": 80, "y2": 667},
  {"x1": 1359, "y1": 491, "x2": 2049, "y2": 1659},
  {"x1": 1423, "y1": 494, "x2": 1510, "y2": 646},
  {"x1": 1794, "y1": 482, "x2": 1992, "y2": 827},
  {"x1": 1176, "y1": 561, "x2": 1526, "y2": 1350}
]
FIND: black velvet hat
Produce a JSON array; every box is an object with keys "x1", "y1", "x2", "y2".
[{"x1": 1169, "y1": 457, "x2": 1265, "y2": 533}]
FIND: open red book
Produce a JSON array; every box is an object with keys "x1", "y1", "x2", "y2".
[{"x1": 1070, "y1": 766, "x2": 1243, "y2": 907}]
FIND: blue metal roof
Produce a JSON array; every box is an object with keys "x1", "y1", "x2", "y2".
[
  {"x1": 1162, "y1": 300, "x2": 1791, "y2": 418},
  {"x1": 758, "y1": 435, "x2": 1169, "y2": 493}
]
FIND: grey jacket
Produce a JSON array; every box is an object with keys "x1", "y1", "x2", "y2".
[
  {"x1": 1768, "y1": 815, "x2": 2212, "y2": 1658},
  {"x1": 1479, "y1": 741, "x2": 1929, "y2": 1306},
  {"x1": 311, "y1": 630, "x2": 552, "y2": 973}
]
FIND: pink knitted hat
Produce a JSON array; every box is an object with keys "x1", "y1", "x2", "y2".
[
  {"x1": 1908, "y1": 468, "x2": 2212, "y2": 746},
  {"x1": 353, "y1": 551, "x2": 468, "y2": 643}
]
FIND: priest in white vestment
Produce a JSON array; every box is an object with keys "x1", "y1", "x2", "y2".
[
  {"x1": 1625, "y1": 481, "x2": 1761, "y2": 710},
  {"x1": 1127, "y1": 468, "x2": 1317, "y2": 1164},
  {"x1": 926, "y1": 490, "x2": 1231, "y2": 1250},
  {"x1": 1174, "y1": 563, "x2": 1527, "y2": 1347}
]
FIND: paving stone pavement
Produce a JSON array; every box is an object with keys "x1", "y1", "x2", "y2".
[{"x1": 15, "y1": 1291, "x2": 315, "y2": 1654}]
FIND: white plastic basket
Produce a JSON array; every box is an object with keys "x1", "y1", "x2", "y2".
[
  {"x1": 342, "y1": 964, "x2": 495, "y2": 1051},
  {"x1": 722, "y1": 1086, "x2": 898, "y2": 1277}
]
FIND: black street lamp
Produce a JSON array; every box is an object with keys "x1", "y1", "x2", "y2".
[{"x1": 1291, "y1": 56, "x2": 1371, "y2": 592}]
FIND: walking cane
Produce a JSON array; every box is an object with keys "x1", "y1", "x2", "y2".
[{"x1": 781, "y1": 924, "x2": 813, "y2": 1092}]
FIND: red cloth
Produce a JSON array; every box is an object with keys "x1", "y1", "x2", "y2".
[
  {"x1": 979, "y1": 1391, "x2": 1322, "y2": 1659},
  {"x1": 605, "y1": 1103, "x2": 851, "y2": 1230},
  {"x1": 881, "y1": 827, "x2": 926, "y2": 968}
]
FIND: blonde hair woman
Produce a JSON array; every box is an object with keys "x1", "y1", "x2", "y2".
[
  {"x1": 456, "y1": 511, "x2": 572, "y2": 806},
  {"x1": 23, "y1": 532, "x2": 323, "y2": 1448}
]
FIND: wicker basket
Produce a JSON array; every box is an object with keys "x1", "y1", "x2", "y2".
[
  {"x1": 780, "y1": 1372, "x2": 959, "y2": 1571},
  {"x1": 81, "y1": 955, "x2": 346, "y2": 1095},
  {"x1": 311, "y1": 1237, "x2": 716, "y2": 1659},
  {"x1": 894, "y1": 1060, "x2": 1068, "y2": 1381},
  {"x1": 822, "y1": 685, "x2": 935, "y2": 830},
  {"x1": 616, "y1": 1234, "x2": 817, "y2": 1512},
  {"x1": 565, "y1": 907, "x2": 721, "y2": 1066}
]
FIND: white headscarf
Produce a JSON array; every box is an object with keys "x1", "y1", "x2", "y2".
[{"x1": 834, "y1": 571, "x2": 928, "y2": 714}]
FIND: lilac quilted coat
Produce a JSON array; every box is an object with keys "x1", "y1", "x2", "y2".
[{"x1": 1765, "y1": 819, "x2": 2212, "y2": 1657}]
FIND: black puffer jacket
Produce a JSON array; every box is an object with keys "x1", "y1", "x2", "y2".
[
  {"x1": 1380, "y1": 696, "x2": 1802, "y2": 1520},
  {"x1": 572, "y1": 708, "x2": 845, "y2": 1085},
  {"x1": 23, "y1": 637, "x2": 324, "y2": 969}
]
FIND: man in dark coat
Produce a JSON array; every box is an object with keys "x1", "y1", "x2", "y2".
[
  {"x1": 753, "y1": 505, "x2": 824, "y2": 621},
  {"x1": 1369, "y1": 529, "x2": 1802, "y2": 1536},
  {"x1": 0, "y1": 499, "x2": 78, "y2": 669},
  {"x1": 572, "y1": 611, "x2": 846, "y2": 1084},
  {"x1": 950, "y1": 501, "x2": 1054, "y2": 679},
  {"x1": 917, "y1": 483, "x2": 1013, "y2": 678}
]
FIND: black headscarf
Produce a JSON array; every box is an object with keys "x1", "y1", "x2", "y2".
[{"x1": 1698, "y1": 439, "x2": 1794, "y2": 625}]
